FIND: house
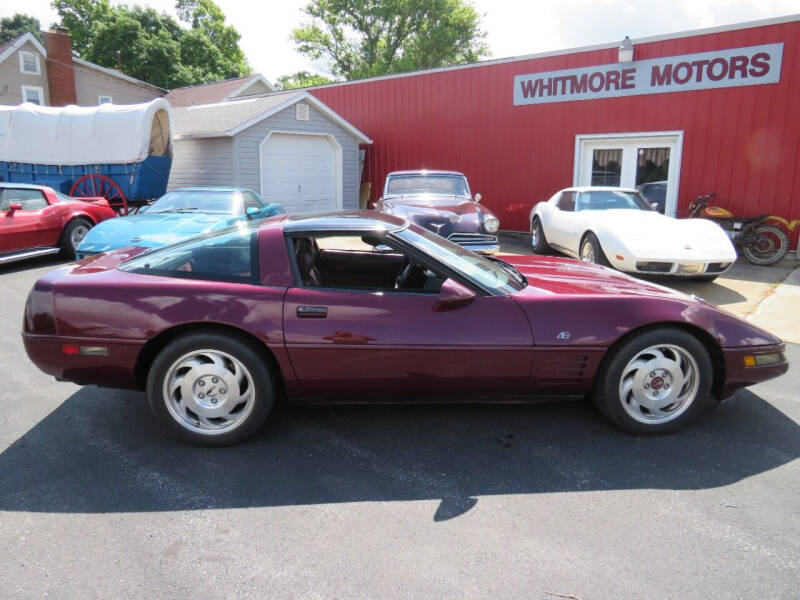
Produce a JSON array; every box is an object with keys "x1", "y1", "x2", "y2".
[
  {"x1": 168, "y1": 90, "x2": 371, "y2": 214},
  {"x1": 0, "y1": 29, "x2": 165, "y2": 107},
  {"x1": 164, "y1": 74, "x2": 275, "y2": 107}
]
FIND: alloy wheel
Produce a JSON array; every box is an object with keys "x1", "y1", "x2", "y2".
[
  {"x1": 580, "y1": 240, "x2": 596, "y2": 263},
  {"x1": 618, "y1": 344, "x2": 700, "y2": 424},
  {"x1": 70, "y1": 224, "x2": 90, "y2": 249},
  {"x1": 163, "y1": 349, "x2": 256, "y2": 435}
]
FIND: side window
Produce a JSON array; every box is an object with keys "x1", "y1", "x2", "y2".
[
  {"x1": 19, "y1": 51, "x2": 41, "y2": 75},
  {"x1": 0, "y1": 189, "x2": 48, "y2": 211},
  {"x1": 243, "y1": 192, "x2": 263, "y2": 212},
  {"x1": 119, "y1": 228, "x2": 259, "y2": 284},
  {"x1": 557, "y1": 192, "x2": 576, "y2": 212},
  {"x1": 290, "y1": 234, "x2": 445, "y2": 294}
]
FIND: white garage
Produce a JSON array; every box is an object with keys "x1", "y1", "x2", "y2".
[
  {"x1": 168, "y1": 90, "x2": 371, "y2": 213},
  {"x1": 260, "y1": 133, "x2": 341, "y2": 213}
]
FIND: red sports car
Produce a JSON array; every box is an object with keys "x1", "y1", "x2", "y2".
[
  {"x1": 1, "y1": 182, "x2": 116, "y2": 265},
  {"x1": 23, "y1": 211, "x2": 788, "y2": 446}
]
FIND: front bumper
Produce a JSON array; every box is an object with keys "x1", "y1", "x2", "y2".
[
  {"x1": 719, "y1": 344, "x2": 788, "y2": 398},
  {"x1": 608, "y1": 255, "x2": 735, "y2": 277}
]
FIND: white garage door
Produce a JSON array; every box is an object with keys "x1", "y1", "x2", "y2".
[{"x1": 260, "y1": 133, "x2": 339, "y2": 214}]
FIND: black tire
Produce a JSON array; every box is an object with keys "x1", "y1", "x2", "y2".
[
  {"x1": 146, "y1": 332, "x2": 276, "y2": 446},
  {"x1": 59, "y1": 218, "x2": 93, "y2": 259},
  {"x1": 530, "y1": 216, "x2": 550, "y2": 254},
  {"x1": 742, "y1": 225, "x2": 789, "y2": 266},
  {"x1": 579, "y1": 232, "x2": 610, "y2": 267},
  {"x1": 593, "y1": 328, "x2": 714, "y2": 435}
]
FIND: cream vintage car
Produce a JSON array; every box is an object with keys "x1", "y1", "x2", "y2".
[{"x1": 529, "y1": 187, "x2": 737, "y2": 281}]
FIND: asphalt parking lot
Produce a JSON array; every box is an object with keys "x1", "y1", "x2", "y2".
[{"x1": 1, "y1": 250, "x2": 798, "y2": 599}]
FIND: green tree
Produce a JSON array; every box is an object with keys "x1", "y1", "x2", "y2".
[
  {"x1": 50, "y1": 0, "x2": 111, "y2": 57},
  {"x1": 275, "y1": 71, "x2": 333, "y2": 89},
  {"x1": 0, "y1": 13, "x2": 42, "y2": 44},
  {"x1": 176, "y1": 0, "x2": 248, "y2": 82},
  {"x1": 51, "y1": 0, "x2": 249, "y2": 89},
  {"x1": 292, "y1": 0, "x2": 488, "y2": 80}
]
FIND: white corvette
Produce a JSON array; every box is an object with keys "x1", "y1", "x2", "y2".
[{"x1": 529, "y1": 187, "x2": 737, "y2": 281}]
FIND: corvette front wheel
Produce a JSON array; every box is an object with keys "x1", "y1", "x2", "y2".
[
  {"x1": 593, "y1": 328, "x2": 713, "y2": 434},
  {"x1": 580, "y1": 232, "x2": 610, "y2": 267},
  {"x1": 147, "y1": 332, "x2": 276, "y2": 446}
]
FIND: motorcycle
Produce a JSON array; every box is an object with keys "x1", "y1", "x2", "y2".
[{"x1": 688, "y1": 193, "x2": 790, "y2": 266}]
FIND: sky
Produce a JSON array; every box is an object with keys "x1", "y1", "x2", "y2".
[{"x1": 1, "y1": 0, "x2": 797, "y2": 83}]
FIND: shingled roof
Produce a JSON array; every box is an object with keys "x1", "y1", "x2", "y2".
[
  {"x1": 172, "y1": 90, "x2": 371, "y2": 143},
  {"x1": 165, "y1": 74, "x2": 275, "y2": 107}
]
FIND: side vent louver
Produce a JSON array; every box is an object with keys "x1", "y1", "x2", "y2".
[{"x1": 538, "y1": 353, "x2": 588, "y2": 383}]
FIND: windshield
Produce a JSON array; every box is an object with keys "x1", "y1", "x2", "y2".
[
  {"x1": 391, "y1": 224, "x2": 525, "y2": 295},
  {"x1": 148, "y1": 190, "x2": 241, "y2": 215},
  {"x1": 385, "y1": 175, "x2": 470, "y2": 198},
  {"x1": 577, "y1": 190, "x2": 653, "y2": 211}
]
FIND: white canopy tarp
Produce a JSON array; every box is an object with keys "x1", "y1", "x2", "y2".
[{"x1": 0, "y1": 98, "x2": 172, "y2": 166}]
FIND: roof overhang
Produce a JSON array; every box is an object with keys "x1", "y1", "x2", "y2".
[
  {"x1": 175, "y1": 91, "x2": 372, "y2": 144},
  {"x1": 224, "y1": 74, "x2": 276, "y2": 100},
  {"x1": 0, "y1": 32, "x2": 47, "y2": 65}
]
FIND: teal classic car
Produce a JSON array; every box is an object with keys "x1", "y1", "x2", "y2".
[{"x1": 76, "y1": 187, "x2": 284, "y2": 259}]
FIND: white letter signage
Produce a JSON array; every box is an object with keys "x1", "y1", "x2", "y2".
[{"x1": 513, "y1": 43, "x2": 783, "y2": 105}]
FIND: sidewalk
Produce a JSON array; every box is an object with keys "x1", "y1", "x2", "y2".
[{"x1": 746, "y1": 264, "x2": 800, "y2": 343}]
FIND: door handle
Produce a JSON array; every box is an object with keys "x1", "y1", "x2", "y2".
[{"x1": 297, "y1": 305, "x2": 327, "y2": 318}]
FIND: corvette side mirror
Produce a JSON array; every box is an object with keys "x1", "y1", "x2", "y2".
[
  {"x1": 433, "y1": 278, "x2": 476, "y2": 311},
  {"x1": 6, "y1": 202, "x2": 22, "y2": 214},
  {"x1": 246, "y1": 207, "x2": 262, "y2": 219},
  {"x1": 474, "y1": 193, "x2": 482, "y2": 203}
]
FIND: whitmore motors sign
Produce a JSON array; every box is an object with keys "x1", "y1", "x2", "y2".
[{"x1": 513, "y1": 43, "x2": 783, "y2": 105}]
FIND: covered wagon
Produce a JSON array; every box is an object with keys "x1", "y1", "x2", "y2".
[{"x1": 0, "y1": 98, "x2": 172, "y2": 214}]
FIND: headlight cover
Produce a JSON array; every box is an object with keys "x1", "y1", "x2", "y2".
[{"x1": 482, "y1": 215, "x2": 499, "y2": 234}]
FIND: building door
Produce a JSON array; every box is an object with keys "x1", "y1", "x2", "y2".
[
  {"x1": 575, "y1": 132, "x2": 683, "y2": 215},
  {"x1": 260, "y1": 132, "x2": 341, "y2": 214}
]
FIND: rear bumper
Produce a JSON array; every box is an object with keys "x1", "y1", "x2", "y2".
[
  {"x1": 720, "y1": 344, "x2": 788, "y2": 398},
  {"x1": 23, "y1": 333, "x2": 145, "y2": 390}
]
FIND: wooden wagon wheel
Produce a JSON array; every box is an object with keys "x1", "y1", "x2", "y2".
[{"x1": 70, "y1": 174, "x2": 129, "y2": 215}]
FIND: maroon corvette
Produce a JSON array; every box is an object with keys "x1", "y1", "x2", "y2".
[
  {"x1": 23, "y1": 211, "x2": 787, "y2": 445},
  {"x1": 1, "y1": 182, "x2": 116, "y2": 265}
]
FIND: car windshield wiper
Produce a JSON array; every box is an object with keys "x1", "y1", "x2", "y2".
[
  {"x1": 151, "y1": 208, "x2": 199, "y2": 214},
  {"x1": 485, "y1": 256, "x2": 527, "y2": 287}
]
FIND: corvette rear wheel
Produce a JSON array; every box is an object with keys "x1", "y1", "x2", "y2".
[
  {"x1": 580, "y1": 232, "x2": 610, "y2": 267},
  {"x1": 593, "y1": 328, "x2": 713, "y2": 434},
  {"x1": 530, "y1": 217, "x2": 550, "y2": 254},
  {"x1": 147, "y1": 333, "x2": 275, "y2": 446},
  {"x1": 59, "y1": 218, "x2": 93, "y2": 259}
]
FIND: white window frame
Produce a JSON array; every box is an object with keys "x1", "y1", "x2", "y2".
[
  {"x1": 573, "y1": 130, "x2": 684, "y2": 216},
  {"x1": 19, "y1": 50, "x2": 41, "y2": 75},
  {"x1": 21, "y1": 85, "x2": 45, "y2": 106},
  {"x1": 98, "y1": 95, "x2": 113, "y2": 104}
]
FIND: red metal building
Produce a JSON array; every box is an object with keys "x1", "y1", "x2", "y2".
[{"x1": 312, "y1": 15, "x2": 800, "y2": 246}]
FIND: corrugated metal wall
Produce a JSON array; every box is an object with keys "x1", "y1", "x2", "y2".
[{"x1": 312, "y1": 19, "x2": 800, "y2": 244}]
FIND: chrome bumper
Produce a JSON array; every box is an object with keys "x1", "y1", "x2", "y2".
[{"x1": 447, "y1": 233, "x2": 499, "y2": 254}]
